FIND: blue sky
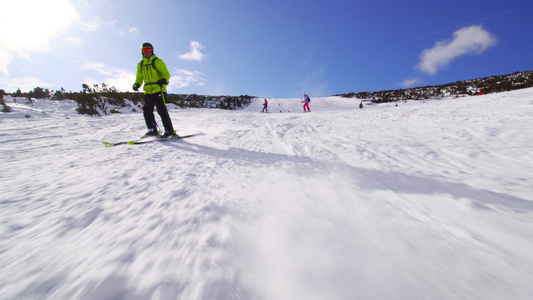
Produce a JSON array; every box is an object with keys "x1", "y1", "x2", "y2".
[{"x1": 1, "y1": 0, "x2": 532, "y2": 98}]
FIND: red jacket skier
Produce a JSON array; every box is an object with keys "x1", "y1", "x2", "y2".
[{"x1": 262, "y1": 99, "x2": 268, "y2": 113}]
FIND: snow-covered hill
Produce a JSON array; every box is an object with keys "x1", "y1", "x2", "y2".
[{"x1": 1, "y1": 89, "x2": 532, "y2": 299}]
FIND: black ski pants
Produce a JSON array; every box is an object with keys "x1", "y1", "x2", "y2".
[{"x1": 143, "y1": 92, "x2": 174, "y2": 133}]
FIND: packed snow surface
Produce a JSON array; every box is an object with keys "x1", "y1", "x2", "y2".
[{"x1": 1, "y1": 89, "x2": 533, "y2": 300}]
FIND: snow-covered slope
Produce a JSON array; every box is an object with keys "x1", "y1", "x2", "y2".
[{"x1": 1, "y1": 89, "x2": 532, "y2": 299}]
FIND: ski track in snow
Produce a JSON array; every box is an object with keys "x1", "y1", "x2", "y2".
[{"x1": 1, "y1": 89, "x2": 533, "y2": 299}]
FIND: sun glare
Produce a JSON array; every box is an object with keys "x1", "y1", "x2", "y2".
[{"x1": 0, "y1": 0, "x2": 79, "y2": 56}]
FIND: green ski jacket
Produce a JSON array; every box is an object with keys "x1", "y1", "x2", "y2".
[{"x1": 134, "y1": 55, "x2": 171, "y2": 94}]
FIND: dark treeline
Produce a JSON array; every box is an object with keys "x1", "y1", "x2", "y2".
[
  {"x1": 1, "y1": 83, "x2": 255, "y2": 116},
  {"x1": 3, "y1": 70, "x2": 533, "y2": 114},
  {"x1": 335, "y1": 70, "x2": 533, "y2": 103}
]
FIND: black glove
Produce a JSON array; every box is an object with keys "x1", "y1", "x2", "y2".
[
  {"x1": 157, "y1": 79, "x2": 167, "y2": 85},
  {"x1": 132, "y1": 83, "x2": 140, "y2": 91}
]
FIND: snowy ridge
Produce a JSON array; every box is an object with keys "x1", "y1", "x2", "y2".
[{"x1": 1, "y1": 89, "x2": 533, "y2": 299}]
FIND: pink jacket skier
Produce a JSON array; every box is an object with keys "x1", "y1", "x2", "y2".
[{"x1": 301, "y1": 93, "x2": 310, "y2": 112}]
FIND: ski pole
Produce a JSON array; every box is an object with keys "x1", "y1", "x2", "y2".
[{"x1": 159, "y1": 84, "x2": 167, "y2": 105}]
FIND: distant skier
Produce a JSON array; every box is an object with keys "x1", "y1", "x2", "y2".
[
  {"x1": 479, "y1": 89, "x2": 483, "y2": 95},
  {"x1": 132, "y1": 42, "x2": 176, "y2": 138},
  {"x1": 359, "y1": 102, "x2": 364, "y2": 109},
  {"x1": 262, "y1": 98, "x2": 269, "y2": 113},
  {"x1": 302, "y1": 93, "x2": 311, "y2": 112}
]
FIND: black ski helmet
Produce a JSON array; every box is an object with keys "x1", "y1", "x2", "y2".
[{"x1": 141, "y1": 42, "x2": 153, "y2": 54}]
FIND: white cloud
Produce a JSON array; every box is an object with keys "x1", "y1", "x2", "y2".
[
  {"x1": 80, "y1": 0, "x2": 108, "y2": 7},
  {"x1": 82, "y1": 62, "x2": 206, "y2": 93},
  {"x1": 128, "y1": 27, "x2": 139, "y2": 37},
  {"x1": 178, "y1": 41, "x2": 206, "y2": 62},
  {"x1": 0, "y1": 76, "x2": 53, "y2": 93},
  {"x1": 0, "y1": 50, "x2": 11, "y2": 75},
  {"x1": 66, "y1": 36, "x2": 84, "y2": 47},
  {"x1": 400, "y1": 77, "x2": 421, "y2": 88},
  {"x1": 119, "y1": 26, "x2": 139, "y2": 38},
  {"x1": 82, "y1": 61, "x2": 135, "y2": 92},
  {"x1": 0, "y1": 0, "x2": 79, "y2": 75},
  {"x1": 417, "y1": 25, "x2": 497, "y2": 75},
  {"x1": 84, "y1": 16, "x2": 102, "y2": 32},
  {"x1": 84, "y1": 17, "x2": 137, "y2": 39},
  {"x1": 83, "y1": 16, "x2": 118, "y2": 32},
  {"x1": 82, "y1": 62, "x2": 113, "y2": 75},
  {"x1": 168, "y1": 69, "x2": 206, "y2": 91}
]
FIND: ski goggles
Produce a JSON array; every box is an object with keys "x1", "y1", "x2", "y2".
[{"x1": 142, "y1": 47, "x2": 153, "y2": 53}]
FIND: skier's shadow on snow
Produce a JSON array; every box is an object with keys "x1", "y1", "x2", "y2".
[{"x1": 168, "y1": 140, "x2": 532, "y2": 213}]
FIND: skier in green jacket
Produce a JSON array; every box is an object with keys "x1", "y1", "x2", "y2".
[{"x1": 132, "y1": 42, "x2": 176, "y2": 138}]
